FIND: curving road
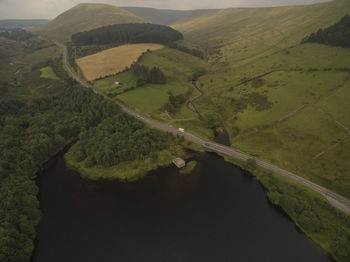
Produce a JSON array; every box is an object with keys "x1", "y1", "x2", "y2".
[{"x1": 61, "y1": 44, "x2": 350, "y2": 216}]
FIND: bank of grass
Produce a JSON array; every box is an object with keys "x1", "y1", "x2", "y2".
[
  {"x1": 76, "y1": 43, "x2": 164, "y2": 81},
  {"x1": 179, "y1": 160, "x2": 197, "y2": 175},
  {"x1": 40, "y1": 66, "x2": 59, "y2": 80},
  {"x1": 225, "y1": 156, "x2": 350, "y2": 262}
]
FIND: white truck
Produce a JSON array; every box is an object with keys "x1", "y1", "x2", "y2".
[{"x1": 178, "y1": 128, "x2": 185, "y2": 132}]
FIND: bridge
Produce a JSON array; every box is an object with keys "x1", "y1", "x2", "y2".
[{"x1": 60, "y1": 44, "x2": 350, "y2": 216}]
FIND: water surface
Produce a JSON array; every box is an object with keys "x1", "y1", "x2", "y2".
[{"x1": 33, "y1": 152, "x2": 333, "y2": 262}]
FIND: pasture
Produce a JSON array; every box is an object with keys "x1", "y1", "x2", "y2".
[
  {"x1": 76, "y1": 43, "x2": 163, "y2": 80},
  {"x1": 118, "y1": 83, "x2": 188, "y2": 113},
  {"x1": 192, "y1": 42, "x2": 350, "y2": 198}
]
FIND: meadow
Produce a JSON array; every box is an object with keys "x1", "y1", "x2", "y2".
[
  {"x1": 118, "y1": 83, "x2": 188, "y2": 113},
  {"x1": 93, "y1": 47, "x2": 209, "y2": 125},
  {"x1": 192, "y1": 42, "x2": 350, "y2": 198},
  {"x1": 76, "y1": 43, "x2": 163, "y2": 80}
]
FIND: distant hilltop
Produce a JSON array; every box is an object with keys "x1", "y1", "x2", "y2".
[{"x1": 35, "y1": 3, "x2": 147, "y2": 42}]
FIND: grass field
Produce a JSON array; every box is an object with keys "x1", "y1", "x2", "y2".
[
  {"x1": 118, "y1": 83, "x2": 188, "y2": 113},
  {"x1": 92, "y1": 47, "x2": 209, "y2": 124},
  {"x1": 76, "y1": 43, "x2": 164, "y2": 81},
  {"x1": 40, "y1": 66, "x2": 59, "y2": 80},
  {"x1": 94, "y1": 70, "x2": 138, "y2": 94}
]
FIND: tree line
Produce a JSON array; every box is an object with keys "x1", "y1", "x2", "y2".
[
  {"x1": 166, "y1": 42, "x2": 205, "y2": 59},
  {"x1": 301, "y1": 14, "x2": 350, "y2": 48},
  {"x1": 72, "y1": 23, "x2": 184, "y2": 46}
]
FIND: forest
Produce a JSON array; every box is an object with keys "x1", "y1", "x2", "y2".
[
  {"x1": 0, "y1": 55, "x2": 175, "y2": 262},
  {"x1": 71, "y1": 23, "x2": 184, "y2": 46},
  {"x1": 302, "y1": 14, "x2": 350, "y2": 48},
  {"x1": 130, "y1": 63, "x2": 166, "y2": 85}
]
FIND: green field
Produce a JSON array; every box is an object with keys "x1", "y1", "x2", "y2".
[
  {"x1": 191, "y1": 43, "x2": 350, "y2": 199},
  {"x1": 118, "y1": 83, "x2": 188, "y2": 113},
  {"x1": 93, "y1": 47, "x2": 209, "y2": 122},
  {"x1": 40, "y1": 66, "x2": 59, "y2": 80}
]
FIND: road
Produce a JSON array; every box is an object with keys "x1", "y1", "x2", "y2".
[{"x1": 61, "y1": 44, "x2": 350, "y2": 216}]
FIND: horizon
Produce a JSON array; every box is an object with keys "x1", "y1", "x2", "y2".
[{"x1": 0, "y1": 0, "x2": 330, "y2": 20}]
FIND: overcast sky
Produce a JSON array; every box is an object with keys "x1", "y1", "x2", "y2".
[{"x1": 0, "y1": 0, "x2": 330, "y2": 19}]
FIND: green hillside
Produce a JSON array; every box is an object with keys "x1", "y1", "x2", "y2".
[
  {"x1": 121, "y1": 7, "x2": 193, "y2": 25},
  {"x1": 169, "y1": 0, "x2": 350, "y2": 199},
  {"x1": 173, "y1": 0, "x2": 350, "y2": 66},
  {"x1": 36, "y1": 3, "x2": 147, "y2": 42}
]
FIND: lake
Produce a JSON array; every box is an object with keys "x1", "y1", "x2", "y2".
[{"x1": 32, "y1": 151, "x2": 333, "y2": 262}]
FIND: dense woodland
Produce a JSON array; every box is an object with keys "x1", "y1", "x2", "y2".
[
  {"x1": 0, "y1": 54, "x2": 175, "y2": 261},
  {"x1": 71, "y1": 23, "x2": 184, "y2": 46},
  {"x1": 130, "y1": 63, "x2": 166, "y2": 85},
  {"x1": 302, "y1": 14, "x2": 350, "y2": 48},
  {"x1": 162, "y1": 91, "x2": 188, "y2": 116}
]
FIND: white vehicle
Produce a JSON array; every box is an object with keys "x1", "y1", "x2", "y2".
[{"x1": 178, "y1": 128, "x2": 185, "y2": 132}]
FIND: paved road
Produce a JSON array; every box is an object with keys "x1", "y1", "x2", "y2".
[{"x1": 61, "y1": 44, "x2": 350, "y2": 216}]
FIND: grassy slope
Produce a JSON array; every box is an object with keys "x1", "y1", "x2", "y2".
[
  {"x1": 76, "y1": 43, "x2": 163, "y2": 80},
  {"x1": 121, "y1": 7, "x2": 193, "y2": 25},
  {"x1": 35, "y1": 3, "x2": 147, "y2": 42},
  {"x1": 195, "y1": 43, "x2": 350, "y2": 199},
  {"x1": 171, "y1": 0, "x2": 350, "y2": 198},
  {"x1": 173, "y1": 0, "x2": 350, "y2": 66}
]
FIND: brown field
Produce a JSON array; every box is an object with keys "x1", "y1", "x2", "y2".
[{"x1": 76, "y1": 43, "x2": 164, "y2": 80}]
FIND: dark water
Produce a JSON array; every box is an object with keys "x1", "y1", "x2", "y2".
[{"x1": 32, "y1": 152, "x2": 333, "y2": 262}]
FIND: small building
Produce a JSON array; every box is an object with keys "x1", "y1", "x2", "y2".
[{"x1": 172, "y1": 158, "x2": 186, "y2": 168}]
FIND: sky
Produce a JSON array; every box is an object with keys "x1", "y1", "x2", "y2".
[{"x1": 0, "y1": 0, "x2": 330, "y2": 19}]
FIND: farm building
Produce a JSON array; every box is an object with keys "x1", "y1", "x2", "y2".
[{"x1": 172, "y1": 158, "x2": 186, "y2": 168}]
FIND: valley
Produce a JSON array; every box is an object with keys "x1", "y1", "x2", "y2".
[{"x1": 1, "y1": 0, "x2": 350, "y2": 261}]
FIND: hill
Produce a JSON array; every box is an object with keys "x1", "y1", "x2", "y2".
[
  {"x1": 36, "y1": 3, "x2": 147, "y2": 42},
  {"x1": 173, "y1": 0, "x2": 350, "y2": 66},
  {"x1": 0, "y1": 19, "x2": 50, "y2": 29},
  {"x1": 121, "y1": 7, "x2": 193, "y2": 25}
]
